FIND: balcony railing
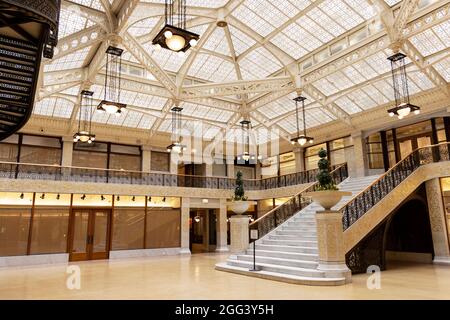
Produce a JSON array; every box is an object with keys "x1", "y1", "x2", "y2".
[
  {"x1": 0, "y1": 161, "x2": 343, "y2": 191},
  {"x1": 249, "y1": 163, "x2": 349, "y2": 238},
  {"x1": 339, "y1": 142, "x2": 450, "y2": 230}
]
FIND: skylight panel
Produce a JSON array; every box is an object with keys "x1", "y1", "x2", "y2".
[
  {"x1": 282, "y1": 23, "x2": 323, "y2": 52},
  {"x1": 34, "y1": 98, "x2": 56, "y2": 117},
  {"x1": 410, "y1": 28, "x2": 446, "y2": 57},
  {"x1": 228, "y1": 25, "x2": 256, "y2": 56},
  {"x1": 408, "y1": 70, "x2": 435, "y2": 91},
  {"x1": 137, "y1": 114, "x2": 156, "y2": 129},
  {"x1": 384, "y1": 0, "x2": 401, "y2": 6},
  {"x1": 372, "y1": 79, "x2": 395, "y2": 101},
  {"x1": 107, "y1": 110, "x2": 126, "y2": 126},
  {"x1": 313, "y1": 78, "x2": 340, "y2": 96},
  {"x1": 68, "y1": 0, "x2": 105, "y2": 11},
  {"x1": 335, "y1": 96, "x2": 363, "y2": 114},
  {"x1": 239, "y1": 47, "x2": 282, "y2": 79},
  {"x1": 143, "y1": 42, "x2": 189, "y2": 73},
  {"x1": 270, "y1": 33, "x2": 307, "y2": 60},
  {"x1": 433, "y1": 57, "x2": 450, "y2": 81},
  {"x1": 341, "y1": 66, "x2": 368, "y2": 83},
  {"x1": 307, "y1": 7, "x2": 345, "y2": 37},
  {"x1": 296, "y1": 15, "x2": 334, "y2": 44},
  {"x1": 343, "y1": 0, "x2": 377, "y2": 20},
  {"x1": 128, "y1": 17, "x2": 160, "y2": 37},
  {"x1": 118, "y1": 90, "x2": 138, "y2": 105},
  {"x1": 133, "y1": 94, "x2": 168, "y2": 111},
  {"x1": 203, "y1": 28, "x2": 230, "y2": 55},
  {"x1": 122, "y1": 110, "x2": 142, "y2": 128},
  {"x1": 347, "y1": 89, "x2": 377, "y2": 110},
  {"x1": 60, "y1": 85, "x2": 80, "y2": 96},
  {"x1": 34, "y1": 98, "x2": 74, "y2": 118},
  {"x1": 44, "y1": 46, "x2": 91, "y2": 72},
  {"x1": 232, "y1": 0, "x2": 278, "y2": 37},
  {"x1": 360, "y1": 84, "x2": 389, "y2": 105},
  {"x1": 326, "y1": 71, "x2": 354, "y2": 91},
  {"x1": 278, "y1": 117, "x2": 297, "y2": 133},
  {"x1": 58, "y1": 8, "x2": 89, "y2": 39},
  {"x1": 318, "y1": 0, "x2": 364, "y2": 31},
  {"x1": 91, "y1": 104, "x2": 110, "y2": 123},
  {"x1": 188, "y1": 54, "x2": 237, "y2": 82},
  {"x1": 363, "y1": 50, "x2": 392, "y2": 76}
]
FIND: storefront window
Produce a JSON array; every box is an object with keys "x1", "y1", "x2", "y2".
[
  {"x1": 112, "y1": 196, "x2": 145, "y2": 250},
  {"x1": 305, "y1": 143, "x2": 326, "y2": 170},
  {"x1": 0, "y1": 192, "x2": 33, "y2": 256},
  {"x1": 279, "y1": 152, "x2": 295, "y2": 175},
  {"x1": 151, "y1": 151, "x2": 170, "y2": 172},
  {"x1": 366, "y1": 133, "x2": 384, "y2": 169},
  {"x1": 146, "y1": 197, "x2": 181, "y2": 248}
]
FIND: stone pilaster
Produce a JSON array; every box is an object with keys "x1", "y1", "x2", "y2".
[
  {"x1": 216, "y1": 198, "x2": 229, "y2": 252},
  {"x1": 425, "y1": 178, "x2": 450, "y2": 264},
  {"x1": 316, "y1": 210, "x2": 352, "y2": 283},
  {"x1": 180, "y1": 197, "x2": 191, "y2": 254},
  {"x1": 230, "y1": 215, "x2": 249, "y2": 253},
  {"x1": 293, "y1": 147, "x2": 305, "y2": 172},
  {"x1": 61, "y1": 137, "x2": 74, "y2": 167},
  {"x1": 141, "y1": 146, "x2": 151, "y2": 173},
  {"x1": 205, "y1": 163, "x2": 213, "y2": 177},
  {"x1": 350, "y1": 132, "x2": 367, "y2": 177}
]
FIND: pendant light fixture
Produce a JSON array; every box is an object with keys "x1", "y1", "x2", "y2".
[
  {"x1": 237, "y1": 118, "x2": 256, "y2": 163},
  {"x1": 387, "y1": 52, "x2": 420, "y2": 120},
  {"x1": 291, "y1": 96, "x2": 314, "y2": 146},
  {"x1": 73, "y1": 90, "x2": 96, "y2": 144},
  {"x1": 97, "y1": 46, "x2": 126, "y2": 115},
  {"x1": 152, "y1": 0, "x2": 200, "y2": 53},
  {"x1": 167, "y1": 105, "x2": 186, "y2": 153}
]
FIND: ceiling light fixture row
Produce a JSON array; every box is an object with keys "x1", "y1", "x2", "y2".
[
  {"x1": 291, "y1": 96, "x2": 314, "y2": 146},
  {"x1": 97, "y1": 46, "x2": 126, "y2": 116},
  {"x1": 387, "y1": 52, "x2": 420, "y2": 120},
  {"x1": 74, "y1": 90, "x2": 96, "y2": 144},
  {"x1": 153, "y1": 0, "x2": 200, "y2": 54}
]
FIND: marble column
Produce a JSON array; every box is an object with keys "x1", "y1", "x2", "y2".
[
  {"x1": 205, "y1": 163, "x2": 213, "y2": 177},
  {"x1": 425, "y1": 178, "x2": 450, "y2": 264},
  {"x1": 180, "y1": 197, "x2": 191, "y2": 254},
  {"x1": 350, "y1": 132, "x2": 367, "y2": 178},
  {"x1": 293, "y1": 147, "x2": 305, "y2": 172},
  {"x1": 216, "y1": 199, "x2": 229, "y2": 252},
  {"x1": 315, "y1": 210, "x2": 352, "y2": 283},
  {"x1": 226, "y1": 156, "x2": 235, "y2": 179},
  {"x1": 141, "y1": 146, "x2": 151, "y2": 173},
  {"x1": 230, "y1": 215, "x2": 249, "y2": 253},
  {"x1": 61, "y1": 137, "x2": 74, "y2": 167}
]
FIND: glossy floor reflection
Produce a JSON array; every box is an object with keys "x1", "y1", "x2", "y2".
[{"x1": 0, "y1": 253, "x2": 449, "y2": 299}]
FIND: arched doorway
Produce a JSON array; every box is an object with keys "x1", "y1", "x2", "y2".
[{"x1": 384, "y1": 198, "x2": 434, "y2": 266}]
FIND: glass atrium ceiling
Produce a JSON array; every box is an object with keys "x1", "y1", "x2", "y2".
[{"x1": 37, "y1": 0, "x2": 450, "y2": 142}]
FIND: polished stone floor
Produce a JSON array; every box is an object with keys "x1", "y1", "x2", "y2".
[{"x1": 0, "y1": 253, "x2": 449, "y2": 299}]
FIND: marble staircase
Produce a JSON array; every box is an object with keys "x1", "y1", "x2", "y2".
[{"x1": 216, "y1": 175, "x2": 380, "y2": 286}]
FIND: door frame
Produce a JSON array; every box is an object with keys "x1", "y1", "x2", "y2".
[{"x1": 68, "y1": 208, "x2": 112, "y2": 261}]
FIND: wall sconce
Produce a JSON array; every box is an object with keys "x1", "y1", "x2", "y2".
[
  {"x1": 81, "y1": 194, "x2": 86, "y2": 200},
  {"x1": 40, "y1": 193, "x2": 45, "y2": 199}
]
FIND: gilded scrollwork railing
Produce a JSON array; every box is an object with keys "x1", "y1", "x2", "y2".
[
  {"x1": 340, "y1": 142, "x2": 450, "y2": 230},
  {"x1": 249, "y1": 163, "x2": 349, "y2": 239}
]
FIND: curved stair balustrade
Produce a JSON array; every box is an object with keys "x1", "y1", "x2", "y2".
[
  {"x1": 0, "y1": 161, "x2": 339, "y2": 191},
  {"x1": 249, "y1": 163, "x2": 349, "y2": 239},
  {"x1": 0, "y1": 0, "x2": 60, "y2": 141},
  {"x1": 339, "y1": 142, "x2": 450, "y2": 231}
]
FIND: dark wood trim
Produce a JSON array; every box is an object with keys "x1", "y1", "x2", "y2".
[
  {"x1": 26, "y1": 192, "x2": 36, "y2": 255},
  {"x1": 380, "y1": 131, "x2": 390, "y2": 171},
  {"x1": 66, "y1": 194, "x2": 74, "y2": 254},
  {"x1": 444, "y1": 117, "x2": 450, "y2": 142},
  {"x1": 431, "y1": 118, "x2": 439, "y2": 145},
  {"x1": 109, "y1": 196, "x2": 115, "y2": 253},
  {"x1": 392, "y1": 128, "x2": 400, "y2": 163},
  {"x1": 143, "y1": 196, "x2": 148, "y2": 249}
]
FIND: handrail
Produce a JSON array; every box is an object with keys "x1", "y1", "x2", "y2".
[
  {"x1": 340, "y1": 142, "x2": 450, "y2": 230},
  {"x1": 0, "y1": 161, "x2": 346, "y2": 191},
  {"x1": 249, "y1": 163, "x2": 349, "y2": 239}
]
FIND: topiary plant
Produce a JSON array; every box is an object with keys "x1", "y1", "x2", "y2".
[
  {"x1": 233, "y1": 170, "x2": 248, "y2": 201},
  {"x1": 316, "y1": 148, "x2": 338, "y2": 191}
]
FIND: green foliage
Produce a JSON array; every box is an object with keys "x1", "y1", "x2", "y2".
[
  {"x1": 316, "y1": 148, "x2": 338, "y2": 191},
  {"x1": 234, "y1": 170, "x2": 247, "y2": 201}
]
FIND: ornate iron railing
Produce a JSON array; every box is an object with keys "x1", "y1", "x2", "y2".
[
  {"x1": 249, "y1": 163, "x2": 349, "y2": 239},
  {"x1": 340, "y1": 142, "x2": 450, "y2": 230},
  {"x1": 0, "y1": 161, "x2": 343, "y2": 191}
]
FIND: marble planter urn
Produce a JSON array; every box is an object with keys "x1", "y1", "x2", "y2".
[{"x1": 305, "y1": 191, "x2": 352, "y2": 211}]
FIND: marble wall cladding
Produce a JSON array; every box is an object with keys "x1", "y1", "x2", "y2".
[
  {"x1": 0, "y1": 254, "x2": 69, "y2": 268},
  {"x1": 316, "y1": 212, "x2": 346, "y2": 263},
  {"x1": 425, "y1": 178, "x2": 450, "y2": 258},
  {"x1": 109, "y1": 248, "x2": 183, "y2": 259},
  {"x1": 344, "y1": 162, "x2": 450, "y2": 253}
]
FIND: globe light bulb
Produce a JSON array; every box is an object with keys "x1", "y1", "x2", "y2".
[
  {"x1": 103, "y1": 103, "x2": 119, "y2": 114},
  {"x1": 397, "y1": 106, "x2": 411, "y2": 118},
  {"x1": 166, "y1": 35, "x2": 186, "y2": 51},
  {"x1": 414, "y1": 109, "x2": 420, "y2": 115},
  {"x1": 87, "y1": 139, "x2": 92, "y2": 144},
  {"x1": 298, "y1": 137, "x2": 307, "y2": 146},
  {"x1": 309, "y1": 139, "x2": 314, "y2": 144},
  {"x1": 189, "y1": 39, "x2": 198, "y2": 47},
  {"x1": 389, "y1": 112, "x2": 395, "y2": 117},
  {"x1": 164, "y1": 30, "x2": 173, "y2": 39},
  {"x1": 154, "y1": 43, "x2": 161, "y2": 51}
]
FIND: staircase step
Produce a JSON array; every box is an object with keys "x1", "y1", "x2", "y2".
[
  {"x1": 226, "y1": 258, "x2": 323, "y2": 278},
  {"x1": 0, "y1": 60, "x2": 35, "y2": 74},
  {"x1": 247, "y1": 249, "x2": 319, "y2": 261},
  {"x1": 0, "y1": 35, "x2": 38, "y2": 52},
  {"x1": 255, "y1": 243, "x2": 318, "y2": 253},
  {"x1": 0, "y1": 48, "x2": 36, "y2": 63},
  {"x1": 263, "y1": 239, "x2": 318, "y2": 247},
  {"x1": 237, "y1": 254, "x2": 318, "y2": 269},
  {"x1": 270, "y1": 235, "x2": 316, "y2": 241},
  {"x1": 276, "y1": 229, "x2": 316, "y2": 235},
  {"x1": 216, "y1": 262, "x2": 347, "y2": 286}
]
